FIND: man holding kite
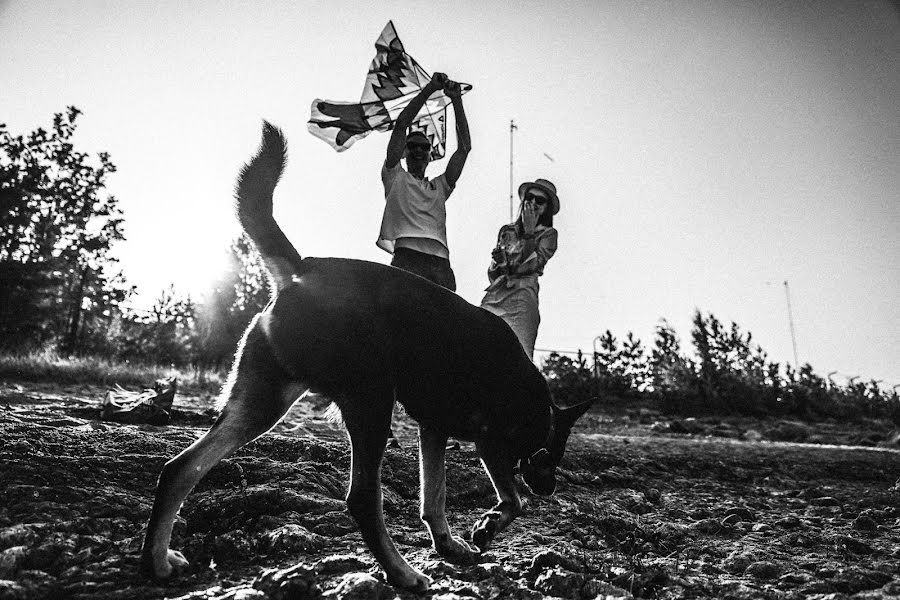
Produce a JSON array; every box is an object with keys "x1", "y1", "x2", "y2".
[
  {"x1": 308, "y1": 22, "x2": 472, "y2": 449},
  {"x1": 308, "y1": 21, "x2": 471, "y2": 290},
  {"x1": 378, "y1": 72, "x2": 470, "y2": 291}
]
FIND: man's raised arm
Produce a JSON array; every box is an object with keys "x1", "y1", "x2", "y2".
[
  {"x1": 442, "y1": 80, "x2": 471, "y2": 190},
  {"x1": 385, "y1": 73, "x2": 447, "y2": 168}
]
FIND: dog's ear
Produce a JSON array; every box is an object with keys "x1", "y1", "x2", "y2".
[
  {"x1": 545, "y1": 398, "x2": 594, "y2": 467},
  {"x1": 554, "y1": 399, "x2": 593, "y2": 431}
]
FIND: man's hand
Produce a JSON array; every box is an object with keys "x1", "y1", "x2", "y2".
[
  {"x1": 429, "y1": 72, "x2": 449, "y2": 92},
  {"x1": 444, "y1": 80, "x2": 463, "y2": 99},
  {"x1": 387, "y1": 72, "x2": 448, "y2": 168}
]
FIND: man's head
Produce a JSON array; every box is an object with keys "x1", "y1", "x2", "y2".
[{"x1": 404, "y1": 131, "x2": 432, "y2": 169}]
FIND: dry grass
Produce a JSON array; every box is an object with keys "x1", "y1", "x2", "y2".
[{"x1": 0, "y1": 350, "x2": 226, "y2": 394}]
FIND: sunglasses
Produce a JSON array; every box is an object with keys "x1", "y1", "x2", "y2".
[{"x1": 524, "y1": 192, "x2": 549, "y2": 206}]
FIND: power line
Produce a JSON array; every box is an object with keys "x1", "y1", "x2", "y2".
[{"x1": 534, "y1": 347, "x2": 582, "y2": 356}]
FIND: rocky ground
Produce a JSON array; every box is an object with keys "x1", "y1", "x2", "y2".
[{"x1": 1, "y1": 381, "x2": 899, "y2": 600}]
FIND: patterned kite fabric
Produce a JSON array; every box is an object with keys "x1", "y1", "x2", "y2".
[{"x1": 308, "y1": 21, "x2": 470, "y2": 159}]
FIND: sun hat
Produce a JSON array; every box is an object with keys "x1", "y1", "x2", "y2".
[{"x1": 518, "y1": 178, "x2": 560, "y2": 215}]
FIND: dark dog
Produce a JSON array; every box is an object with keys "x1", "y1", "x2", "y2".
[{"x1": 141, "y1": 123, "x2": 591, "y2": 591}]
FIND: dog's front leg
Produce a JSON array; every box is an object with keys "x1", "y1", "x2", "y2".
[
  {"x1": 344, "y1": 402, "x2": 431, "y2": 592},
  {"x1": 471, "y1": 442, "x2": 523, "y2": 552},
  {"x1": 418, "y1": 425, "x2": 479, "y2": 565}
]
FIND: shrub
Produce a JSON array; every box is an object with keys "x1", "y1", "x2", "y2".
[{"x1": 541, "y1": 310, "x2": 899, "y2": 423}]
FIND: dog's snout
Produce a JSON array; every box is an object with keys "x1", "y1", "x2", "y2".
[{"x1": 520, "y1": 450, "x2": 557, "y2": 496}]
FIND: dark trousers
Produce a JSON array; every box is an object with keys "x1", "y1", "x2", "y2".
[
  {"x1": 387, "y1": 247, "x2": 455, "y2": 444},
  {"x1": 390, "y1": 247, "x2": 457, "y2": 292}
]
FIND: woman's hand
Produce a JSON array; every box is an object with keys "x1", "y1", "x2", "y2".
[{"x1": 522, "y1": 201, "x2": 538, "y2": 234}]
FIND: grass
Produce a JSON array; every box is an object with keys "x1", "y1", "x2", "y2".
[{"x1": 0, "y1": 350, "x2": 227, "y2": 394}]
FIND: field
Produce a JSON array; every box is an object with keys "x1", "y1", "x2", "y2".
[{"x1": 1, "y1": 381, "x2": 899, "y2": 599}]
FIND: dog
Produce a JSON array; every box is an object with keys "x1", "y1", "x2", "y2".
[{"x1": 141, "y1": 123, "x2": 592, "y2": 591}]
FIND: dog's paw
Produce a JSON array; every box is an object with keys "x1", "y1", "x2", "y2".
[
  {"x1": 471, "y1": 511, "x2": 502, "y2": 552},
  {"x1": 388, "y1": 568, "x2": 432, "y2": 592},
  {"x1": 142, "y1": 549, "x2": 190, "y2": 580},
  {"x1": 437, "y1": 534, "x2": 480, "y2": 565}
]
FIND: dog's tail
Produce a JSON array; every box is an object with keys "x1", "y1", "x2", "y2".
[{"x1": 234, "y1": 121, "x2": 303, "y2": 292}]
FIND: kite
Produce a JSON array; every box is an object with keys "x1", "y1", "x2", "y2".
[{"x1": 308, "y1": 21, "x2": 471, "y2": 159}]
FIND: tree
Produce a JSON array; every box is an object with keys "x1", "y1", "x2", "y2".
[
  {"x1": 119, "y1": 285, "x2": 197, "y2": 365},
  {"x1": 541, "y1": 351, "x2": 595, "y2": 406},
  {"x1": 0, "y1": 107, "x2": 131, "y2": 351},
  {"x1": 193, "y1": 233, "x2": 269, "y2": 369},
  {"x1": 649, "y1": 319, "x2": 694, "y2": 392},
  {"x1": 621, "y1": 332, "x2": 651, "y2": 392},
  {"x1": 592, "y1": 330, "x2": 626, "y2": 396}
]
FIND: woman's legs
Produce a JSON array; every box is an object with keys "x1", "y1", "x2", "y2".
[{"x1": 480, "y1": 286, "x2": 539, "y2": 360}]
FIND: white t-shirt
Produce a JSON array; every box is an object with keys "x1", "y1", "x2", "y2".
[{"x1": 378, "y1": 162, "x2": 453, "y2": 257}]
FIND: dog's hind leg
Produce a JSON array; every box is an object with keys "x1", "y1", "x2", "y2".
[
  {"x1": 341, "y1": 393, "x2": 431, "y2": 592},
  {"x1": 418, "y1": 424, "x2": 479, "y2": 564},
  {"x1": 471, "y1": 442, "x2": 523, "y2": 552},
  {"x1": 142, "y1": 322, "x2": 299, "y2": 580}
]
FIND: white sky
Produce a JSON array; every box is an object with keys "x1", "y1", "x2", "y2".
[{"x1": 2, "y1": 1, "x2": 898, "y2": 387}]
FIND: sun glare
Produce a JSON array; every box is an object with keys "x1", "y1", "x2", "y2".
[
  {"x1": 118, "y1": 232, "x2": 239, "y2": 311},
  {"x1": 178, "y1": 246, "x2": 235, "y2": 301}
]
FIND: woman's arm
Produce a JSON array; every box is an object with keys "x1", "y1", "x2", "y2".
[{"x1": 512, "y1": 228, "x2": 558, "y2": 276}]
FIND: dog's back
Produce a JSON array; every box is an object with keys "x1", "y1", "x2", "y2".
[{"x1": 260, "y1": 256, "x2": 552, "y2": 455}]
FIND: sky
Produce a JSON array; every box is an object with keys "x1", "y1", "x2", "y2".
[{"x1": 2, "y1": 1, "x2": 898, "y2": 387}]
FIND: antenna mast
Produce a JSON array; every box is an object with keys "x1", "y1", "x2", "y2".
[
  {"x1": 783, "y1": 280, "x2": 799, "y2": 366},
  {"x1": 509, "y1": 119, "x2": 517, "y2": 222}
]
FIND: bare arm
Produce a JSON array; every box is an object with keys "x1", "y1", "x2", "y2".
[
  {"x1": 443, "y1": 83, "x2": 471, "y2": 189},
  {"x1": 385, "y1": 73, "x2": 446, "y2": 168}
]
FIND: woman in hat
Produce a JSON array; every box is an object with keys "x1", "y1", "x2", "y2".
[{"x1": 480, "y1": 178, "x2": 559, "y2": 359}]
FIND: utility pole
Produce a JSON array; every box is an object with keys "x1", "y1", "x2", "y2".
[
  {"x1": 509, "y1": 119, "x2": 517, "y2": 222},
  {"x1": 592, "y1": 335, "x2": 603, "y2": 378},
  {"x1": 783, "y1": 280, "x2": 799, "y2": 366}
]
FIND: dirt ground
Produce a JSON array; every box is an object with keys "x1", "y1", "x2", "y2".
[{"x1": 1, "y1": 381, "x2": 899, "y2": 600}]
